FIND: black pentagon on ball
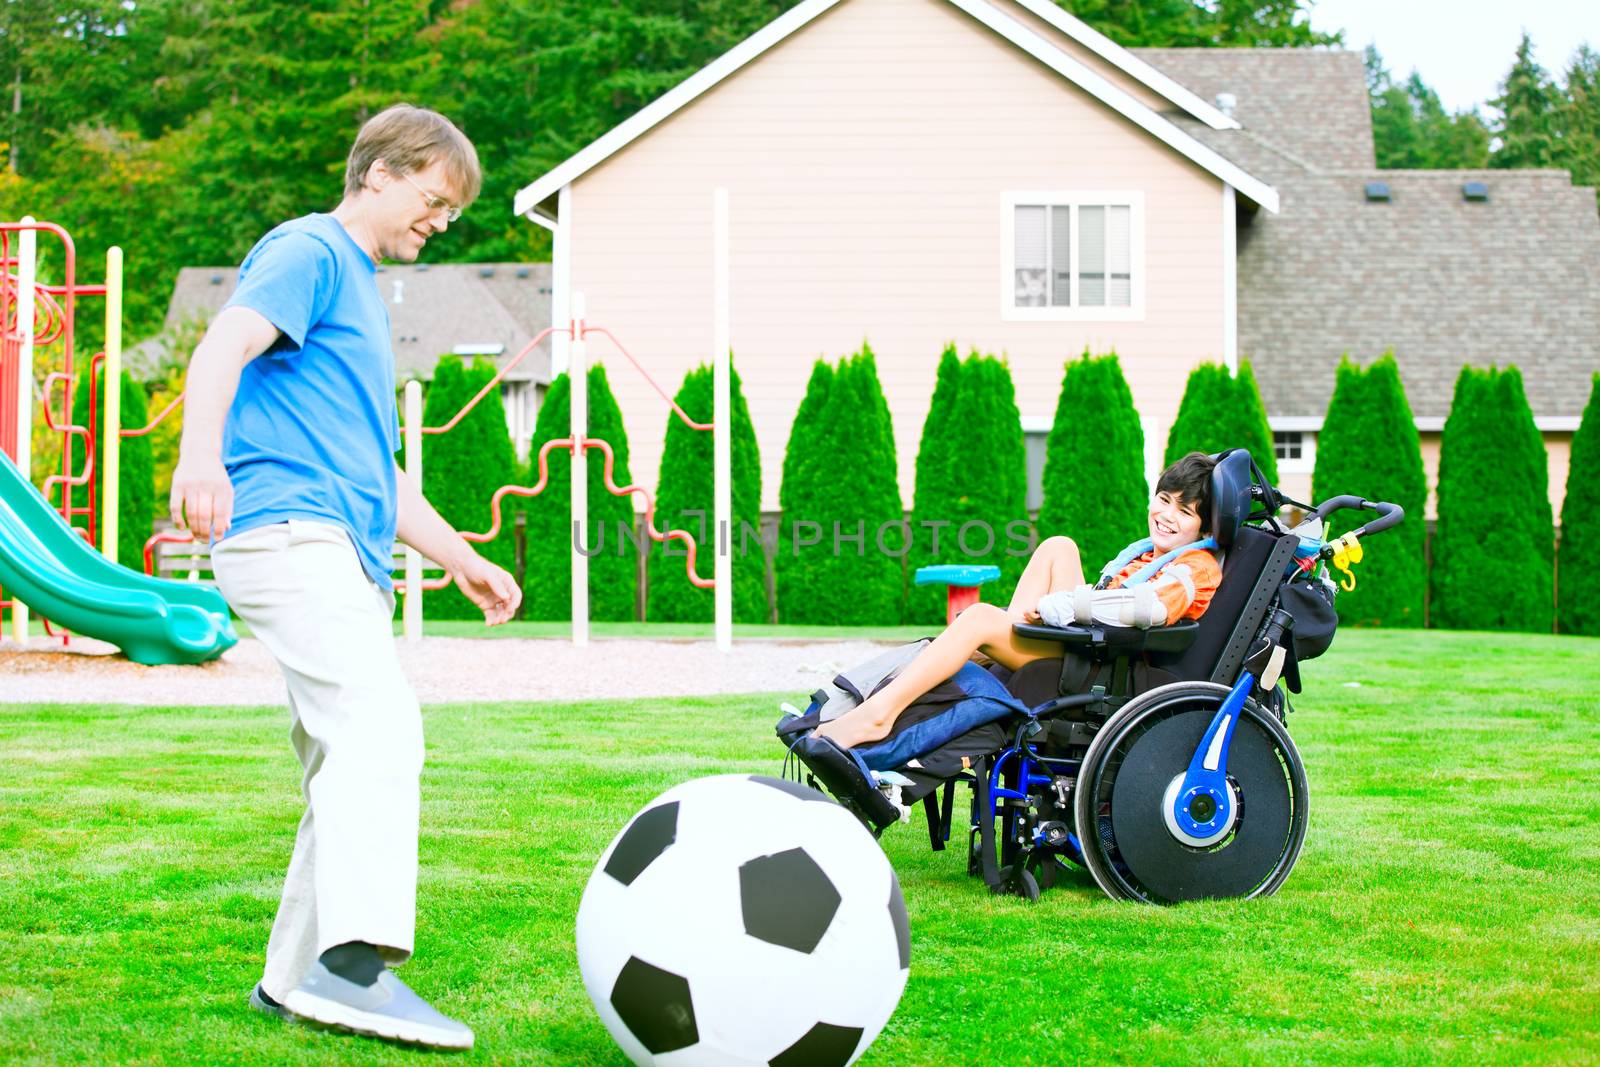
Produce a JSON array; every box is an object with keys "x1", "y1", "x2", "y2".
[
  {"x1": 739, "y1": 847, "x2": 841, "y2": 954},
  {"x1": 748, "y1": 774, "x2": 838, "y2": 806},
  {"x1": 604, "y1": 801, "x2": 679, "y2": 887},
  {"x1": 610, "y1": 956, "x2": 698, "y2": 1055},
  {"x1": 887, "y1": 869, "x2": 911, "y2": 969},
  {"x1": 768, "y1": 1021, "x2": 865, "y2": 1067}
]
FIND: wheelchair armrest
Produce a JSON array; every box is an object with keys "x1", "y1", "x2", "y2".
[{"x1": 1012, "y1": 619, "x2": 1200, "y2": 654}]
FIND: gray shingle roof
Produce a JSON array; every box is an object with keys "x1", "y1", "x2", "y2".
[
  {"x1": 1131, "y1": 48, "x2": 1375, "y2": 173},
  {"x1": 1236, "y1": 169, "x2": 1600, "y2": 420},
  {"x1": 1136, "y1": 47, "x2": 1600, "y2": 420},
  {"x1": 131, "y1": 262, "x2": 553, "y2": 383}
]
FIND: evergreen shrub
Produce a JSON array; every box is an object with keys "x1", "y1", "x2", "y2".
[
  {"x1": 1431, "y1": 365, "x2": 1553, "y2": 631},
  {"x1": 646, "y1": 361, "x2": 765, "y2": 623},
  {"x1": 777, "y1": 347, "x2": 902, "y2": 624},
  {"x1": 1311, "y1": 353, "x2": 1427, "y2": 626},
  {"x1": 420, "y1": 355, "x2": 518, "y2": 620},
  {"x1": 775, "y1": 360, "x2": 834, "y2": 623},
  {"x1": 1557, "y1": 374, "x2": 1599, "y2": 634},
  {"x1": 1164, "y1": 360, "x2": 1279, "y2": 483},
  {"x1": 908, "y1": 349, "x2": 1029, "y2": 622},
  {"x1": 70, "y1": 366, "x2": 153, "y2": 570},
  {"x1": 1037, "y1": 351, "x2": 1147, "y2": 574},
  {"x1": 521, "y1": 364, "x2": 638, "y2": 622}
]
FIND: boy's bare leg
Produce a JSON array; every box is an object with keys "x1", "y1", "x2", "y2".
[
  {"x1": 812, "y1": 603, "x2": 1063, "y2": 749},
  {"x1": 1008, "y1": 535, "x2": 1086, "y2": 617}
]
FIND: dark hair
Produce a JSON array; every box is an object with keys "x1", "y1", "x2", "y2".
[{"x1": 1156, "y1": 452, "x2": 1217, "y2": 532}]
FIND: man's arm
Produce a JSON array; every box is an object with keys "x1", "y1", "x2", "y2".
[
  {"x1": 169, "y1": 306, "x2": 283, "y2": 541},
  {"x1": 395, "y1": 462, "x2": 522, "y2": 625}
]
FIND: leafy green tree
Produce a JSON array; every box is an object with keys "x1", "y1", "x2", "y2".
[
  {"x1": 777, "y1": 348, "x2": 901, "y2": 624},
  {"x1": 646, "y1": 361, "x2": 765, "y2": 623},
  {"x1": 1491, "y1": 31, "x2": 1562, "y2": 170},
  {"x1": 908, "y1": 351, "x2": 1028, "y2": 622},
  {"x1": 775, "y1": 359, "x2": 834, "y2": 623},
  {"x1": 68, "y1": 365, "x2": 153, "y2": 570},
  {"x1": 908, "y1": 345, "x2": 968, "y2": 624},
  {"x1": 1431, "y1": 366, "x2": 1553, "y2": 632},
  {"x1": 1557, "y1": 375, "x2": 1600, "y2": 635},
  {"x1": 521, "y1": 364, "x2": 638, "y2": 622},
  {"x1": 1061, "y1": 0, "x2": 1335, "y2": 47},
  {"x1": 1311, "y1": 354, "x2": 1427, "y2": 626},
  {"x1": 1037, "y1": 352, "x2": 1147, "y2": 575},
  {"x1": 420, "y1": 355, "x2": 518, "y2": 620},
  {"x1": 1367, "y1": 47, "x2": 1490, "y2": 169},
  {"x1": 1163, "y1": 361, "x2": 1278, "y2": 483},
  {"x1": 1554, "y1": 45, "x2": 1600, "y2": 212}
]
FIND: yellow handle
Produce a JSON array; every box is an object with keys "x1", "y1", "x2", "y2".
[{"x1": 1328, "y1": 532, "x2": 1363, "y2": 591}]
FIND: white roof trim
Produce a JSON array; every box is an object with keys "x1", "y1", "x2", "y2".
[
  {"x1": 514, "y1": 0, "x2": 1277, "y2": 218},
  {"x1": 1006, "y1": 0, "x2": 1241, "y2": 130},
  {"x1": 949, "y1": 0, "x2": 1275, "y2": 210},
  {"x1": 514, "y1": 0, "x2": 847, "y2": 217}
]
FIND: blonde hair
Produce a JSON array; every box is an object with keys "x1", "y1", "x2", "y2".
[{"x1": 344, "y1": 104, "x2": 481, "y2": 205}]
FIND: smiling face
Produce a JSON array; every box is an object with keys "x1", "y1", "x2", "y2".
[
  {"x1": 364, "y1": 157, "x2": 461, "y2": 263},
  {"x1": 1148, "y1": 489, "x2": 1204, "y2": 553}
]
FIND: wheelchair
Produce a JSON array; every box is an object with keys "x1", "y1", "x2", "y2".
[{"x1": 778, "y1": 449, "x2": 1404, "y2": 905}]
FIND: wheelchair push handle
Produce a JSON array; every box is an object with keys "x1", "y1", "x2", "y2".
[{"x1": 1314, "y1": 495, "x2": 1405, "y2": 540}]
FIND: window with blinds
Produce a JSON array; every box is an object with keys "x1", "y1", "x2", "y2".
[{"x1": 1003, "y1": 192, "x2": 1142, "y2": 319}]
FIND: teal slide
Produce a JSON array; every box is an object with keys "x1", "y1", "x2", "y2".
[{"x1": 0, "y1": 451, "x2": 236, "y2": 665}]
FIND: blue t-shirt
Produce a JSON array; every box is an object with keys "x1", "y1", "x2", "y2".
[{"x1": 219, "y1": 214, "x2": 400, "y2": 589}]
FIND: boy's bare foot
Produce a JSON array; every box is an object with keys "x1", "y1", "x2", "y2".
[{"x1": 811, "y1": 711, "x2": 892, "y2": 750}]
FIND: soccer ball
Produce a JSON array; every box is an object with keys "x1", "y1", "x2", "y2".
[{"x1": 576, "y1": 774, "x2": 911, "y2": 1066}]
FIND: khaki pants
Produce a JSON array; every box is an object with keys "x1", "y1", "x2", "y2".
[{"x1": 212, "y1": 519, "x2": 423, "y2": 1001}]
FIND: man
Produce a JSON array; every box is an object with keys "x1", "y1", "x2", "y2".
[{"x1": 169, "y1": 104, "x2": 521, "y2": 1051}]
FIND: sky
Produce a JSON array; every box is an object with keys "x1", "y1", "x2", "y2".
[{"x1": 1307, "y1": 0, "x2": 1595, "y2": 116}]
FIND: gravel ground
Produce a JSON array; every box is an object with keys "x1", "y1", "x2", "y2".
[{"x1": 0, "y1": 635, "x2": 894, "y2": 707}]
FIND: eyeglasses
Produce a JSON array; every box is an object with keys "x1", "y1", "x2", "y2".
[{"x1": 398, "y1": 172, "x2": 463, "y2": 222}]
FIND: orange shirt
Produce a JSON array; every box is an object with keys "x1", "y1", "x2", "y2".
[{"x1": 1105, "y1": 548, "x2": 1222, "y2": 622}]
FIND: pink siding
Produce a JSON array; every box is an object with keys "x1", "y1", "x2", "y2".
[{"x1": 567, "y1": 0, "x2": 1227, "y2": 510}]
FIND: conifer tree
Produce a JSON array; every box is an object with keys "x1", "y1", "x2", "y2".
[
  {"x1": 1431, "y1": 366, "x2": 1553, "y2": 631},
  {"x1": 778, "y1": 348, "x2": 902, "y2": 624},
  {"x1": 1311, "y1": 354, "x2": 1427, "y2": 626},
  {"x1": 1491, "y1": 32, "x2": 1561, "y2": 170},
  {"x1": 1558, "y1": 374, "x2": 1600, "y2": 634},
  {"x1": 1038, "y1": 351, "x2": 1148, "y2": 575},
  {"x1": 646, "y1": 361, "x2": 765, "y2": 623},
  {"x1": 420, "y1": 356, "x2": 519, "y2": 620},
  {"x1": 521, "y1": 364, "x2": 638, "y2": 622},
  {"x1": 70, "y1": 366, "x2": 153, "y2": 570},
  {"x1": 1163, "y1": 360, "x2": 1278, "y2": 482},
  {"x1": 776, "y1": 360, "x2": 835, "y2": 623},
  {"x1": 907, "y1": 346, "x2": 965, "y2": 623}
]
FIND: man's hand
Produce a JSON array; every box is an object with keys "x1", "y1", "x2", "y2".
[
  {"x1": 170, "y1": 453, "x2": 236, "y2": 542},
  {"x1": 451, "y1": 553, "x2": 522, "y2": 626}
]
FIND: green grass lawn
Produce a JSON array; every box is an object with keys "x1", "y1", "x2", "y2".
[{"x1": 2, "y1": 630, "x2": 1598, "y2": 1065}]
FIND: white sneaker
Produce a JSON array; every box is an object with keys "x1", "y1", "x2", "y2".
[{"x1": 280, "y1": 963, "x2": 474, "y2": 1051}]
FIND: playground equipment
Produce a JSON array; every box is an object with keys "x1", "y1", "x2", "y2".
[
  {"x1": 392, "y1": 187, "x2": 736, "y2": 649},
  {"x1": 0, "y1": 217, "x2": 236, "y2": 664}
]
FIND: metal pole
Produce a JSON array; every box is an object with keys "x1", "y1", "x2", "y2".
[
  {"x1": 712, "y1": 189, "x2": 732, "y2": 652},
  {"x1": 13, "y1": 218, "x2": 36, "y2": 644},
  {"x1": 403, "y1": 379, "x2": 423, "y2": 642},
  {"x1": 101, "y1": 247, "x2": 123, "y2": 564},
  {"x1": 570, "y1": 291, "x2": 588, "y2": 647}
]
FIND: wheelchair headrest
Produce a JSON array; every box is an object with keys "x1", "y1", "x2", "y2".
[{"x1": 1208, "y1": 449, "x2": 1255, "y2": 550}]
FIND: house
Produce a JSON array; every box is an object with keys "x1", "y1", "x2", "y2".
[
  {"x1": 513, "y1": 0, "x2": 1599, "y2": 519},
  {"x1": 134, "y1": 262, "x2": 555, "y2": 457}
]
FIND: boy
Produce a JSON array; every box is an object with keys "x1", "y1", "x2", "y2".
[
  {"x1": 812, "y1": 452, "x2": 1220, "y2": 750},
  {"x1": 169, "y1": 105, "x2": 520, "y2": 1050}
]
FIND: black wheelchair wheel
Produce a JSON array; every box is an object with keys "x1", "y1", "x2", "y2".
[{"x1": 1072, "y1": 681, "x2": 1309, "y2": 904}]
